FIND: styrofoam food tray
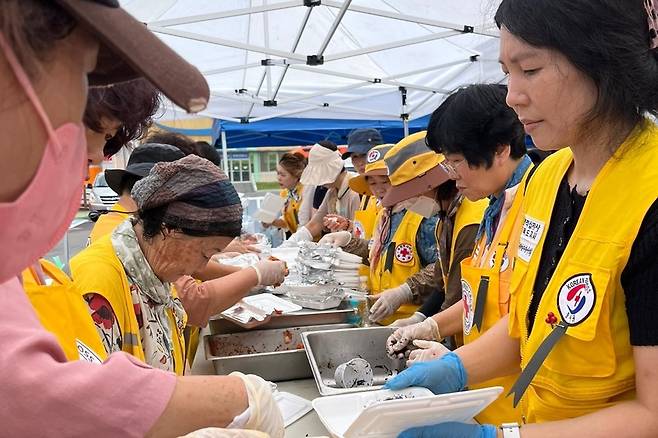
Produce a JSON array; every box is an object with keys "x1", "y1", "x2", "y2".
[
  {"x1": 312, "y1": 386, "x2": 503, "y2": 438},
  {"x1": 242, "y1": 293, "x2": 302, "y2": 314},
  {"x1": 274, "y1": 391, "x2": 313, "y2": 427}
]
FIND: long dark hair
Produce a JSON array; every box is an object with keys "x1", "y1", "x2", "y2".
[{"x1": 495, "y1": 0, "x2": 658, "y2": 136}]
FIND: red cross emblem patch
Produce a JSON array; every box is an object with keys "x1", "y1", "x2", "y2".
[
  {"x1": 394, "y1": 243, "x2": 414, "y2": 263},
  {"x1": 367, "y1": 149, "x2": 381, "y2": 163}
]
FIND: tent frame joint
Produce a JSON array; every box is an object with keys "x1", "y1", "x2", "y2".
[
  {"x1": 264, "y1": 100, "x2": 278, "y2": 107},
  {"x1": 306, "y1": 54, "x2": 325, "y2": 65},
  {"x1": 400, "y1": 113, "x2": 409, "y2": 120},
  {"x1": 462, "y1": 25, "x2": 474, "y2": 33},
  {"x1": 470, "y1": 54, "x2": 479, "y2": 62},
  {"x1": 304, "y1": 0, "x2": 321, "y2": 7}
]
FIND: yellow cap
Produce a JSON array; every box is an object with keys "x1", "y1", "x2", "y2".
[
  {"x1": 381, "y1": 131, "x2": 449, "y2": 207},
  {"x1": 349, "y1": 143, "x2": 394, "y2": 196}
]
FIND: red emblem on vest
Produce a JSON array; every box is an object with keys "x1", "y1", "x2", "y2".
[{"x1": 394, "y1": 243, "x2": 414, "y2": 263}]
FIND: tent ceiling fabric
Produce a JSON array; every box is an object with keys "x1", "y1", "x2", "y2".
[{"x1": 122, "y1": 0, "x2": 503, "y2": 122}]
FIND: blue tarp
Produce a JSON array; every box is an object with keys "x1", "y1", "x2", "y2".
[{"x1": 211, "y1": 116, "x2": 430, "y2": 148}]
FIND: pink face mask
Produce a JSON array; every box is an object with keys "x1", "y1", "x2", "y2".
[{"x1": 0, "y1": 34, "x2": 87, "y2": 283}]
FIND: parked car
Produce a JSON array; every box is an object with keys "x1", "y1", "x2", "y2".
[{"x1": 88, "y1": 172, "x2": 119, "y2": 212}]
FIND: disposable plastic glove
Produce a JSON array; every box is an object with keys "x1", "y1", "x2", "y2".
[
  {"x1": 369, "y1": 283, "x2": 413, "y2": 322},
  {"x1": 390, "y1": 311, "x2": 426, "y2": 327},
  {"x1": 230, "y1": 372, "x2": 284, "y2": 438},
  {"x1": 386, "y1": 317, "x2": 441, "y2": 358},
  {"x1": 398, "y1": 422, "x2": 497, "y2": 438},
  {"x1": 384, "y1": 351, "x2": 466, "y2": 395},
  {"x1": 407, "y1": 339, "x2": 450, "y2": 365},
  {"x1": 318, "y1": 231, "x2": 352, "y2": 247},
  {"x1": 280, "y1": 226, "x2": 312, "y2": 247},
  {"x1": 252, "y1": 260, "x2": 288, "y2": 286}
]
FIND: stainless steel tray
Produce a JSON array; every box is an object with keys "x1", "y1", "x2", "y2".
[
  {"x1": 204, "y1": 323, "x2": 355, "y2": 381},
  {"x1": 301, "y1": 326, "x2": 406, "y2": 396},
  {"x1": 208, "y1": 300, "x2": 357, "y2": 334}
]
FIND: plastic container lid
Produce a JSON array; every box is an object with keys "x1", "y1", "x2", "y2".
[
  {"x1": 312, "y1": 386, "x2": 503, "y2": 438},
  {"x1": 253, "y1": 193, "x2": 286, "y2": 223},
  {"x1": 242, "y1": 293, "x2": 302, "y2": 314},
  {"x1": 274, "y1": 391, "x2": 313, "y2": 427}
]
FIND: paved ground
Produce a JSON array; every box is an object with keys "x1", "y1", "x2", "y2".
[{"x1": 44, "y1": 211, "x2": 94, "y2": 272}]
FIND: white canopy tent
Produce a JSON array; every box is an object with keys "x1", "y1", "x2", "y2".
[{"x1": 122, "y1": 0, "x2": 504, "y2": 163}]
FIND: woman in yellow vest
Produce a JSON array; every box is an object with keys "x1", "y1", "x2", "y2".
[
  {"x1": 385, "y1": 1, "x2": 658, "y2": 437},
  {"x1": 322, "y1": 134, "x2": 446, "y2": 325},
  {"x1": 386, "y1": 84, "x2": 532, "y2": 426},
  {"x1": 71, "y1": 155, "x2": 287, "y2": 375},
  {"x1": 263, "y1": 152, "x2": 307, "y2": 235}
]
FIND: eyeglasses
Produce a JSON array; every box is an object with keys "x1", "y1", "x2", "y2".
[{"x1": 439, "y1": 158, "x2": 467, "y2": 178}]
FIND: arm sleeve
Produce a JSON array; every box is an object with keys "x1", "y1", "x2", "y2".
[
  {"x1": 406, "y1": 262, "x2": 442, "y2": 305},
  {"x1": 343, "y1": 237, "x2": 371, "y2": 264},
  {"x1": 297, "y1": 186, "x2": 316, "y2": 226},
  {"x1": 621, "y1": 199, "x2": 658, "y2": 346},
  {"x1": 312, "y1": 186, "x2": 327, "y2": 209},
  {"x1": 441, "y1": 224, "x2": 478, "y2": 310},
  {"x1": 174, "y1": 275, "x2": 217, "y2": 328},
  {"x1": 0, "y1": 278, "x2": 176, "y2": 438}
]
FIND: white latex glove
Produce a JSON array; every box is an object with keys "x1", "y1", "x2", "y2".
[
  {"x1": 252, "y1": 260, "x2": 288, "y2": 286},
  {"x1": 369, "y1": 283, "x2": 413, "y2": 323},
  {"x1": 386, "y1": 317, "x2": 441, "y2": 359},
  {"x1": 230, "y1": 372, "x2": 284, "y2": 438},
  {"x1": 318, "y1": 231, "x2": 352, "y2": 247},
  {"x1": 407, "y1": 339, "x2": 450, "y2": 366},
  {"x1": 390, "y1": 311, "x2": 427, "y2": 327},
  {"x1": 179, "y1": 428, "x2": 269, "y2": 438},
  {"x1": 280, "y1": 226, "x2": 312, "y2": 247}
]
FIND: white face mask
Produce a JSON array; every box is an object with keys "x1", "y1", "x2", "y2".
[{"x1": 408, "y1": 196, "x2": 440, "y2": 218}]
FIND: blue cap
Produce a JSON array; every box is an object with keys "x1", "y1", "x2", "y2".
[{"x1": 342, "y1": 128, "x2": 383, "y2": 159}]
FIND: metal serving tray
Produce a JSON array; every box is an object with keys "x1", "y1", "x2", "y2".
[
  {"x1": 204, "y1": 323, "x2": 355, "y2": 381},
  {"x1": 301, "y1": 326, "x2": 406, "y2": 396},
  {"x1": 208, "y1": 300, "x2": 357, "y2": 334}
]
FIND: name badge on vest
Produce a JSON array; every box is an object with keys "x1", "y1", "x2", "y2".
[
  {"x1": 76, "y1": 339, "x2": 103, "y2": 364},
  {"x1": 518, "y1": 215, "x2": 545, "y2": 262},
  {"x1": 462, "y1": 279, "x2": 474, "y2": 335}
]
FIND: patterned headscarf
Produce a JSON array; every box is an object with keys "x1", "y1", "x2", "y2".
[{"x1": 132, "y1": 154, "x2": 243, "y2": 237}]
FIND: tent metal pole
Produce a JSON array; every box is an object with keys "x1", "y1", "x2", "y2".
[
  {"x1": 263, "y1": 0, "x2": 273, "y2": 99},
  {"x1": 324, "y1": 29, "x2": 461, "y2": 62},
  {"x1": 317, "y1": 0, "x2": 352, "y2": 57},
  {"x1": 149, "y1": 0, "x2": 301, "y2": 27},
  {"x1": 221, "y1": 130, "x2": 229, "y2": 173},
  {"x1": 405, "y1": 62, "x2": 473, "y2": 114},
  {"x1": 277, "y1": 81, "x2": 371, "y2": 105},
  {"x1": 246, "y1": 70, "x2": 269, "y2": 118},
  {"x1": 321, "y1": 0, "x2": 500, "y2": 38},
  {"x1": 290, "y1": 62, "x2": 467, "y2": 93},
  {"x1": 403, "y1": 118, "x2": 409, "y2": 137},
  {"x1": 203, "y1": 61, "x2": 263, "y2": 76},
  {"x1": 272, "y1": 6, "x2": 313, "y2": 100},
  {"x1": 148, "y1": 26, "x2": 308, "y2": 62}
]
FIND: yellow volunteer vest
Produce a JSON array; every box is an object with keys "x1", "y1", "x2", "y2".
[
  {"x1": 508, "y1": 122, "x2": 658, "y2": 422},
  {"x1": 70, "y1": 235, "x2": 187, "y2": 375},
  {"x1": 370, "y1": 209, "x2": 424, "y2": 324},
  {"x1": 22, "y1": 259, "x2": 107, "y2": 364},
  {"x1": 459, "y1": 173, "x2": 530, "y2": 425},
  {"x1": 88, "y1": 202, "x2": 130, "y2": 244},
  {"x1": 355, "y1": 196, "x2": 382, "y2": 280},
  {"x1": 280, "y1": 183, "x2": 303, "y2": 233},
  {"x1": 353, "y1": 195, "x2": 380, "y2": 240}
]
